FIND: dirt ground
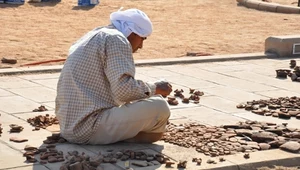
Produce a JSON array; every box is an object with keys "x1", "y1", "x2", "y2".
[{"x1": 1, "y1": 0, "x2": 300, "y2": 67}]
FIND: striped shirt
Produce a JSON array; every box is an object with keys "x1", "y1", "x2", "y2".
[{"x1": 55, "y1": 25, "x2": 156, "y2": 144}]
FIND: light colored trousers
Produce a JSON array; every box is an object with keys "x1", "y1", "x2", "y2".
[{"x1": 88, "y1": 95, "x2": 170, "y2": 144}]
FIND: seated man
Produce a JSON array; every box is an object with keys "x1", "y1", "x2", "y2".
[{"x1": 55, "y1": 8, "x2": 172, "y2": 145}]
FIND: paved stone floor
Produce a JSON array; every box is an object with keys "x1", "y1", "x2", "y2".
[{"x1": 0, "y1": 58, "x2": 300, "y2": 170}]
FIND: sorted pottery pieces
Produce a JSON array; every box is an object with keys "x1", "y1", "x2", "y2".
[
  {"x1": 161, "y1": 121, "x2": 300, "y2": 157},
  {"x1": 236, "y1": 96, "x2": 300, "y2": 120},
  {"x1": 59, "y1": 150, "x2": 171, "y2": 170},
  {"x1": 168, "y1": 88, "x2": 203, "y2": 106},
  {"x1": 27, "y1": 114, "x2": 59, "y2": 130}
]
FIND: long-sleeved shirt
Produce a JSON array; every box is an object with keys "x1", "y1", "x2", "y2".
[{"x1": 55, "y1": 25, "x2": 156, "y2": 144}]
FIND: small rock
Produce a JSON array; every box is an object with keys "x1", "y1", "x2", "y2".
[
  {"x1": 280, "y1": 141, "x2": 300, "y2": 153},
  {"x1": 69, "y1": 162, "x2": 82, "y2": 170}
]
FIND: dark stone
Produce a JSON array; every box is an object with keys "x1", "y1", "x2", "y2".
[{"x1": 251, "y1": 132, "x2": 277, "y2": 143}]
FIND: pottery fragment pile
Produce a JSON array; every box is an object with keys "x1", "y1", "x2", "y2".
[
  {"x1": 27, "y1": 114, "x2": 59, "y2": 130},
  {"x1": 236, "y1": 96, "x2": 300, "y2": 120},
  {"x1": 167, "y1": 88, "x2": 204, "y2": 106},
  {"x1": 161, "y1": 120, "x2": 300, "y2": 157},
  {"x1": 276, "y1": 60, "x2": 300, "y2": 82},
  {"x1": 59, "y1": 150, "x2": 173, "y2": 170}
]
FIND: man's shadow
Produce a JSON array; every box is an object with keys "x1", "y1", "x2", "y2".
[{"x1": 31, "y1": 136, "x2": 166, "y2": 170}]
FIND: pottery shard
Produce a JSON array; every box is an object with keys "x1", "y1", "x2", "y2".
[
  {"x1": 223, "y1": 124, "x2": 251, "y2": 129},
  {"x1": 288, "y1": 111, "x2": 300, "y2": 116},
  {"x1": 280, "y1": 141, "x2": 300, "y2": 153},
  {"x1": 24, "y1": 145, "x2": 38, "y2": 151},
  {"x1": 69, "y1": 162, "x2": 83, "y2": 170},
  {"x1": 48, "y1": 156, "x2": 58, "y2": 163},
  {"x1": 165, "y1": 161, "x2": 175, "y2": 167},
  {"x1": 177, "y1": 160, "x2": 187, "y2": 168},
  {"x1": 234, "y1": 129, "x2": 255, "y2": 137},
  {"x1": 89, "y1": 155, "x2": 103, "y2": 167},
  {"x1": 26, "y1": 155, "x2": 38, "y2": 163},
  {"x1": 265, "y1": 128, "x2": 283, "y2": 136},
  {"x1": 252, "y1": 109, "x2": 264, "y2": 115},
  {"x1": 251, "y1": 132, "x2": 277, "y2": 143},
  {"x1": 132, "y1": 161, "x2": 148, "y2": 167},
  {"x1": 9, "y1": 124, "x2": 24, "y2": 132},
  {"x1": 259, "y1": 143, "x2": 271, "y2": 150},
  {"x1": 9, "y1": 137, "x2": 28, "y2": 143},
  {"x1": 268, "y1": 140, "x2": 286, "y2": 148},
  {"x1": 278, "y1": 112, "x2": 291, "y2": 119}
]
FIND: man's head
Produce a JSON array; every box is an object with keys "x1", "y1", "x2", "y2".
[{"x1": 110, "y1": 8, "x2": 152, "y2": 53}]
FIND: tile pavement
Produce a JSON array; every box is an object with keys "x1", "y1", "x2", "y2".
[{"x1": 0, "y1": 57, "x2": 299, "y2": 169}]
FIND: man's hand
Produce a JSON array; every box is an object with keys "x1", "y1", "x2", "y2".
[{"x1": 155, "y1": 81, "x2": 173, "y2": 97}]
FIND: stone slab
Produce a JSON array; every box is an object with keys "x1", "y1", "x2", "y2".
[
  {"x1": 1, "y1": 121, "x2": 52, "y2": 151},
  {"x1": 203, "y1": 86, "x2": 268, "y2": 103},
  {"x1": 0, "y1": 96, "x2": 39, "y2": 114},
  {"x1": 31, "y1": 79, "x2": 58, "y2": 90},
  {"x1": 0, "y1": 88, "x2": 14, "y2": 97},
  {"x1": 199, "y1": 95, "x2": 241, "y2": 114},
  {"x1": 0, "y1": 142, "x2": 32, "y2": 169},
  {"x1": 81, "y1": 142, "x2": 148, "y2": 155},
  {"x1": 255, "y1": 89, "x2": 300, "y2": 98},
  {"x1": 171, "y1": 107, "x2": 247, "y2": 126},
  {"x1": 0, "y1": 77, "x2": 40, "y2": 89},
  {"x1": 17, "y1": 73, "x2": 61, "y2": 80},
  {"x1": 8, "y1": 86, "x2": 56, "y2": 103}
]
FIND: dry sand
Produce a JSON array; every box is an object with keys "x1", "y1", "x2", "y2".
[{"x1": 1, "y1": 0, "x2": 300, "y2": 67}]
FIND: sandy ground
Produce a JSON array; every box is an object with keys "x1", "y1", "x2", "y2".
[{"x1": 1, "y1": 0, "x2": 300, "y2": 67}]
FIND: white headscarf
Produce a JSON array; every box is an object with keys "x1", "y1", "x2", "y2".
[{"x1": 110, "y1": 8, "x2": 153, "y2": 38}]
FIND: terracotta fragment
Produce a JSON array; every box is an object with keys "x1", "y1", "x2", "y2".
[
  {"x1": 9, "y1": 124, "x2": 24, "y2": 133},
  {"x1": 177, "y1": 160, "x2": 187, "y2": 168},
  {"x1": 9, "y1": 137, "x2": 28, "y2": 143},
  {"x1": 165, "y1": 161, "x2": 175, "y2": 167}
]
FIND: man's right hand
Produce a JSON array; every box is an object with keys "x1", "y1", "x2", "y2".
[{"x1": 155, "y1": 81, "x2": 173, "y2": 97}]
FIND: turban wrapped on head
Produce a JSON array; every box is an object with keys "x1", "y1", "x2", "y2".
[{"x1": 110, "y1": 8, "x2": 153, "y2": 38}]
